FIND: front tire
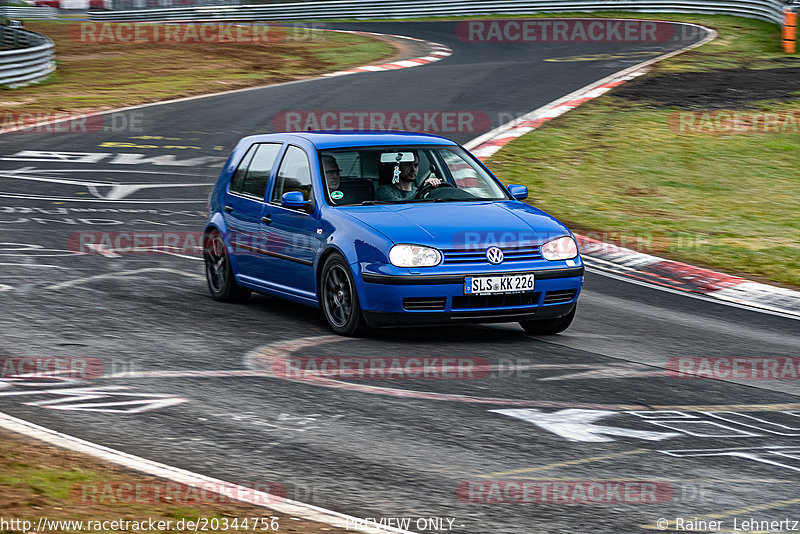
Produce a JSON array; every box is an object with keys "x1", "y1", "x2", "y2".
[
  {"x1": 203, "y1": 230, "x2": 251, "y2": 303},
  {"x1": 520, "y1": 305, "x2": 576, "y2": 335},
  {"x1": 320, "y1": 253, "x2": 371, "y2": 337}
]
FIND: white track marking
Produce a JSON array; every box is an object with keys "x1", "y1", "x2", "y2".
[
  {"x1": 0, "y1": 169, "x2": 211, "y2": 200},
  {"x1": 0, "y1": 242, "x2": 88, "y2": 258},
  {"x1": 84, "y1": 243, "x2": 121, "y2": 258},
  {"x1": 585, "y1": 265, "x2": 800, "y2": 321},
  {"x1": 0, "y1": 193, "x2": 205, "y2": 203},
  {"x1": 46, "y1": 267, "x2": 204, "y2": 291},
  {"x1": 0, "y1": 412, "x2": 417, "y2": 534},
  {"x1": 0, "y1": 263, "x2": 67, "y2": 268},
  {"x1": 491, "y1": 408, "x2": 680, "y2": 443},
  {"x1": 152, "y1": 249, "x2": 204, "y2": 261},
  {"x1": 5, "y1": 167, "x2": 196, "y2": 176},
  {"x1": 0, "y1": 242, "x2": 44, "y2": 251}
]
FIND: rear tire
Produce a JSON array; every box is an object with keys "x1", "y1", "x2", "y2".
[
  {"x1": 320, "y1": 253, "x2": 372, "y2": 337},
  {"x1": 203, "y1": 230, "x2": 251, "y2": 303},
  {"x1": 520, "y1": 305, "x2": 576, "y2": 335}
]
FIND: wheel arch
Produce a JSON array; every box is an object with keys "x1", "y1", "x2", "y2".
[{"x1": 315, "y1": 245, "x2": 349, "y2": 303}]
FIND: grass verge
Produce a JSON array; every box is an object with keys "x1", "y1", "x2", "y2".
[
  {"x1": 0, "y1": 21, "x2": 393, "y2": 114},
  {"x1": 0, "y1": 431, "x2": 347, "y2": 533},
  {"x1": 475, "y1": 13, "x2": 800, "y2": 288}
]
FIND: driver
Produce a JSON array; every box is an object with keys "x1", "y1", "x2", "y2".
[
  {"x1": 322, "y1": 155, "x2": 341, "y2": 190},
  {"x1": 375, "y1": 151, "x2": 441, "y2": 202}
]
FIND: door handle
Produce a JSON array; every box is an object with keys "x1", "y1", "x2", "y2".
[
  {"x1": 223, "y1": 205, "x2": 233, "y2": 213},
  {"x1": 261, "y1": 216, "x2": 272, "y2": 224}
]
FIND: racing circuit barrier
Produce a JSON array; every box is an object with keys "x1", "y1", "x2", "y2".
[
  {"x1": 0, "y1": 7, "x2": 59, "y2": 19},
  {"x1": 0, "y1": 26, "x2": 56, "y2": 87},
  {"x1": 87, "y1": 0, "x2": 785, "y2": 25}
]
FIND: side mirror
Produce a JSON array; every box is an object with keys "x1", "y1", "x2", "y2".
[
  {"x1": 507, "y1": 184, "x2": 528, "y2": 201},
  {"x1": 281, "y1": 191, "x2": 307, "y2": 210}
]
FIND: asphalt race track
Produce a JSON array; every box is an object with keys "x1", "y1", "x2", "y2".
[{"x1": 2, "y1": 20, "x2": 799, "y2": 534}]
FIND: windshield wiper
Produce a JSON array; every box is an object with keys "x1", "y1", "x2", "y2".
[{"x1": 360, "y1": 200, "x2": 398, "y2": 205}]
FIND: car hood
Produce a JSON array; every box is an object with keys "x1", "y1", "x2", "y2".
[{"x1": 340, "y1": 201, "x2": 572, "y2": 249}]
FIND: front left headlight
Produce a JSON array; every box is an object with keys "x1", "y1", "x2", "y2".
[
  {"x1": 389, "y1": 244, "x2": 442, "y2": 267},
  {"x1": 541, "y1": 236, "x2": 578, "y2": 261}
]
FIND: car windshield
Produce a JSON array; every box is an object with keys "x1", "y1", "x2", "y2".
[{"x1": 319, "y1": 145, "x2": 511, "y2": 206}]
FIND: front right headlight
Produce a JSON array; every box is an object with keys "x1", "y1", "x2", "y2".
[
  {"x1": 541, "y1": 236, "x2": 578, "y2": 261},
  {"x1": 389, "y1": 244, "x2": 442, "y2": 267}
]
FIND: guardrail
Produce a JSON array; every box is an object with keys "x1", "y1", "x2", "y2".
[
  {"x1": 0, "y1": 26, "x2": 56, "y2": 88},
  {"x1": 0, "y1": 7, "x2": 59, "y2": 19},
  {"x1": 109, "y1": 0, "x2": 239, "y2": 10},
  {"x1": 88, "y1": 0, "x2": 785, "y2": 24}
]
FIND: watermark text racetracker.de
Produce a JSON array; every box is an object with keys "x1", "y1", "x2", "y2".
[
  {"x1": 452, "y1": 230, "x2": 705, "y2": 254},
  {"x1": 72, "y1": 481, "x2": 287, "y2": 506},
  {"x1": 0, "y1": 111, "x2": 144, "y2": 134},
  {"x1": 273, "y1": 356, "x2": 490, "y2": 380},
  {"x1": 456, "y1": 19, "x2": 697, "y2": 42},
  {"x1": 69, "y1": 231, "x2": 315, "y2": 257},
  {"x1": 668, "y1": 111, "x2": 800, "y2": 134},
  {"x1": 69, "y1": 22, "x2": 327, "y2": 43},
  {"x1": 0, "y1": 357, "x2": 103, "y2": 379},
  {"x1": 667, "y1": 357, "x2": 800, "y2": 380},
  {"x1": 458, "y1": 480, "x2": 673, "y2": 504},
  {"x1": 68, "y1": 231, "x2": 205, "y2": 256},
  {"x1": 273, "y1": 110, "x2": 491, "y2": 134}
]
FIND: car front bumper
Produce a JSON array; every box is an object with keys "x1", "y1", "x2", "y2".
[{"x1": 357, "y1": 264, "x2": 583, "y2": 328}]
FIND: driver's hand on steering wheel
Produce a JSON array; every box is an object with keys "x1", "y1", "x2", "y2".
[{"x1": 422, "y1": 177, "x2": 442, "y2": 188}]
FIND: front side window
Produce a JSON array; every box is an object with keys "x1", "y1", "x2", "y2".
[{"x1": 272, "y1": 145, "x2": 313, "y2": 202}]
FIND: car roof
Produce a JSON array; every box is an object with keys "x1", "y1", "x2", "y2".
[{"x1": 240, "y1": 131, "x2": 458, "y2": 150}]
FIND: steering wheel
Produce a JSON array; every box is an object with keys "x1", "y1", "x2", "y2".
[{"x1": 414, "y1": 181, "x2": 455, "y2": 199}]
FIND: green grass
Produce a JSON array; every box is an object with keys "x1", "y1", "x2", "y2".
[
  {"x1": 0, "y1": 436, "x2": 342, "y2": 534},
  {"x1": 1, "y1": 467, "x2": 101, "y2": 499}
]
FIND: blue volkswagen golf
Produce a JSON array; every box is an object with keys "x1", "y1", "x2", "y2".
[{"x1": 203, "y1": 132, "x2": 583, "y2": 336}]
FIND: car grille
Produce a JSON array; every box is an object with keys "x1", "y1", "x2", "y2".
[
  {"x1": 452, "y1": 292, "x2": 541, "y2": 309},
  {"x1": 441, "y1": 245, "x2": 542, "y2": 265},
  {"x1": 403, "y1": 297, "x2": 447, "y2": 311},
  {"x1": 543, "y1": 289, "x2": 578, "y2": 304}
]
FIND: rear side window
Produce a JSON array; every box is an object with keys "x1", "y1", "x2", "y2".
[
  {"x1": 229, "y1": 146, "x2": 256, "y2": 194},
  {"x1": 272, "y1": 145, "x2": 313, "y2": 202},
  {"x1": 229, "y1": 143, "x2": 282, "y2": 199}
]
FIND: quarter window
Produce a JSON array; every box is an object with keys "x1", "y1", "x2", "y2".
[{"x1": 229, "y1": 145, "x2": 256, "y2": 194}]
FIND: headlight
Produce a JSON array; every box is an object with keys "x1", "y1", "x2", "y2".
[
  {"x1": 389, "y1": 244, "x2": 442, "y2": 267},
  {"x1": 541, "y1": 236, "x2": 578, "y2": 261}
]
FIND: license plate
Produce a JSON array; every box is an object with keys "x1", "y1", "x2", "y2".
[{"x1": 464, "y1": 274, "x2": 535, "y2": 295}]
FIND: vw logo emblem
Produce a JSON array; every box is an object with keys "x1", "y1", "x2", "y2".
[{"x1": 486, "y1": 246, "x2": 504, "y2": 264}]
